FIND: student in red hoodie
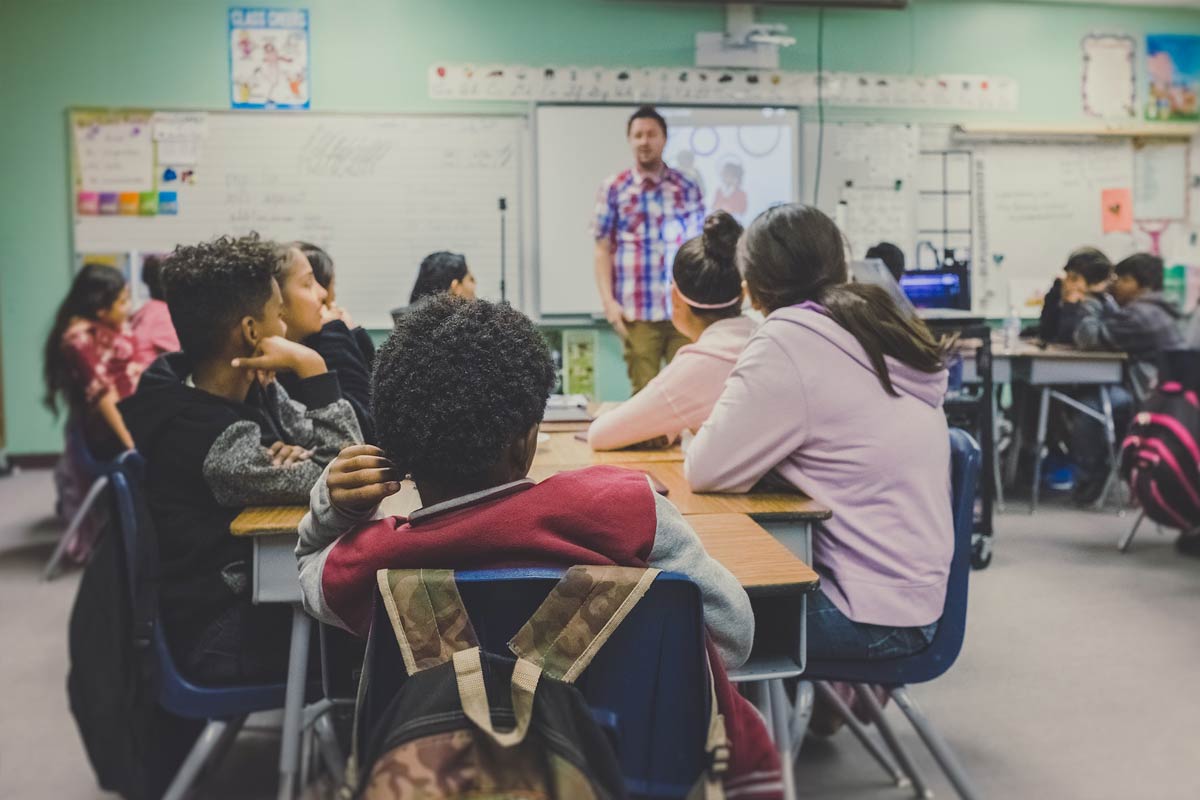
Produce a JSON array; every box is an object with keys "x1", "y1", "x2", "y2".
[{"x1": 296, "y1": 295, "x2": 783, "y2": 799}]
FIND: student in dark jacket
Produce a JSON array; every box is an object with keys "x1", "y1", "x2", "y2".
[
  {"x1": 295, "y1": 241, "x2": 376, "y2": 368},
  {"x1": 1039, "y1": 247, "x2": 1112, "y2": 343},
  {"x1": 120, "y1": 234, "x2": 362, "y2": 683},
  {"x1": 275, "y1": 243, "x2": 376, "y2": 443},
  {"x1": 1066, "y1": 253, "x2": 1184, "y2": 502}
]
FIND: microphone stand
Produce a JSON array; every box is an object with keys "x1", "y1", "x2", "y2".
[{"x1": 498, "y1": 196, "x2": 508, "y2": 303}]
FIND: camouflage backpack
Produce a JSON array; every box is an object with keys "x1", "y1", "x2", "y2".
[{"x1": 344, "y1": 565, "x2": 729, "y2": 800}]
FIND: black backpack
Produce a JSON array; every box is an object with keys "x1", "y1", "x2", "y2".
[{"x1": 66, "y1": 476, "x2": 199, "y2": 799}]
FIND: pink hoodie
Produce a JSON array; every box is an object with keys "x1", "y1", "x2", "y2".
[
  {"x1": 588, "y1": 315, "x2": 757, "y2": 451},
  {"x1": 686, "y1": 305, "x2": 952, "y2": 628}
]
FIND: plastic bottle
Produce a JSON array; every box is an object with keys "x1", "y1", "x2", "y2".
[{"x1": 1003, "y1": 306, "x2": 1021, "y2": 350}]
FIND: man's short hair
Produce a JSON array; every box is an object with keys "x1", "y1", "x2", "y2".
[
  {"x1": 1114, "y1": 253, "x2": 1165, "y2": 291},
  {"x1": 1064, "y1": 247, "x2": 1113, "y2": 286},
  {"x1": 161, "y1": 234, "x2": 282, "y2": 361},
  {"x1": 627, "y1": 105, "x2": 667, "y2": 137},
  {"x1": 371, "y1": 295, "x2": 556, "y2": 485}
]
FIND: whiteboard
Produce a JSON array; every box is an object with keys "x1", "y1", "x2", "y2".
[
  {"x1": 73, "y1": 111, "x2": 524, "y2": 329},
  {"x1": 974, "y1": 141, "x2": 1136, "y2": 317},
  {"x1": 801, "y1": 122, "x2": 919, "y2": 266},
  {"x1": 536, "y1": 104, "x2": 800, "y2": 316}
]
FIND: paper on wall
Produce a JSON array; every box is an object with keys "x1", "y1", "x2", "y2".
[
  {"x1": 1102, "y1": 187, "x2": 1134, "y2": 233},
  {"x1": 1082, "y1": 35, "x2": 1136, "y2": 118},
  {"x1": 1134, "y1": 140, "x2": 1188, "y2": 221},
  {"x1": 76, "y1": 117, "x2": 154, "y2": 193}
]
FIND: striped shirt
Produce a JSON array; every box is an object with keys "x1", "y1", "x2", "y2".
[{"x1": 594, "y1": 165, "x2": 705, "y2": 322}]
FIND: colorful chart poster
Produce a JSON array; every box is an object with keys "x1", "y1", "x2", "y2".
[
  {"x1": 74, "y1": 113, "x2": 154, "y2": 193},
  {"x1": 1146, "y1": 34, "x2": 1200, "y2": 121},
  {"x1": 230, "y1": 8, "x2": 310, "y2": 109}
]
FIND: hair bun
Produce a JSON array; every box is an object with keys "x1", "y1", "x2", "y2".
[{"x1": 702, "y1": 211, "x2": 743, "y2": 266}]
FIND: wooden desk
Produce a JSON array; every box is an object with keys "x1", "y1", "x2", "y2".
[
  {"x1": 535, "y1": 429, "x2": 683, "y2": 466},
  {"x1": 531, "y1": 460, "x2": 830, "y2": 520},
  {"x1": 689, "y1": 513, "x2": 819, "y2": 595}
]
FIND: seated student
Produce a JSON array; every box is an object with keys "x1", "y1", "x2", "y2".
[
  {"x1": 274, "y1": 244, "x2": 376, "y2": 444},
  {"x1": 120, "y1": 234, "x2": 362, "y2": 683},
  {"x1": 865, "y1": 241, "x2": 905, "y2": 283},
  {"x1": 44, "y1": 263, "x2": 141, "y2": 456},
  {"x1": 1038, "y1": 247, "x2": 1112, "y2": 343},
  {"x1": 686, "y1": 204, "x2": 953, "y2": 663},
  {"x1": 409, "y1": 250, "x2": 477, "y2": 304},
  {"x1": 296, "y1": 295, "x2": 782, "y2": 797},
  {"x1": 588, "y1": 211, "x2": 756, "y2": 450},
  {"x1": 44, "y1": 263, "x2": 142, "y2": 562},
  {"x1": 294, "y1": 241, "x2": 376, "y2": 368},
  {"x1": 1067, "y1": 253, "x2": 1184, "y2": 502},
  {"x1": 130, "y1": 254, "x2": 181, "y2": 363}
]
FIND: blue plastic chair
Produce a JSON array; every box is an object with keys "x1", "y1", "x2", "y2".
[
  {"x1": 361, "y1": 568, "x2": 710, "y2": 800},
  {"x1": 43, "y1": 419, "x2": 126, "y2": 580},
  {"x1": 108, "y1": 452, "x2": 287, "y2": 800},
  {"x1": 799, "y1": 428, "x2": 982, "y2": 800}
]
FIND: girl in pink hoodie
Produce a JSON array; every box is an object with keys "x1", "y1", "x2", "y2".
[
  {"x1": 686, "y1": 204, "x2": 953, "y2": 661},
  {"x1": 588, "y1": 211, "x2": 757, "y2": 451}
]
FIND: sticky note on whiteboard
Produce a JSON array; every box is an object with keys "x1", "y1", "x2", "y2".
[{"x1": 1102, "y1": 187, "x2": 1133, "y2": 233}]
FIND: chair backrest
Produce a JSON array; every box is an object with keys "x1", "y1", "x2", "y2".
[
  {"x1": 803, "y1": 428, "x2": 981, "y2": 685},
  {"x1": 362, "y1": 568, "x2": 709, "y2": 800},
  {"x1": 1163, "y1": 349, "x2": 1200, "y2": 391},
  {"x1": 107, "y1": 451, "x2": 285, "y2": 718}
]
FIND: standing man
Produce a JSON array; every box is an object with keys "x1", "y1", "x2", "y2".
[{"x1": 594, "y1": 106, "x2": 706, "y2": 393}]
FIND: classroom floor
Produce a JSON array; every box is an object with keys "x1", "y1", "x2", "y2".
[{"x1": 1, "y1": 468, "x2": 1197, "y2": 799}]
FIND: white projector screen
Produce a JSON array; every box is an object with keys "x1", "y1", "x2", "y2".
[{"x1": 536, "y1": 104, "x2": 800, "y2": 316}]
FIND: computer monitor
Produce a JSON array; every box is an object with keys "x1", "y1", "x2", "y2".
[{"x1": 898, "y1": 266, "x2": 971, "y2": 311}]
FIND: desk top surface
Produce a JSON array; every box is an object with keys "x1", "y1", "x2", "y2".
[
  {"x1": 233, "y1": 506, "x2": 818, "y2": 594},
  {"x1": 535, "y1": 430, "x2": 683, "y2": 465},
  {"x1": 959, "y1": 337, "x2": 1127, "y2": 362}
]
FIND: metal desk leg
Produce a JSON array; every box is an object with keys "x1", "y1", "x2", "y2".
[
  {"x1": 769, "y1": 678, "x2": 798, "y2": 800},
  {"x1": 992, "y1": 388, "x2": 1005, "y2": 511},
  {"x1": 1004, "y1": 383, "x2": 1026, "y2": 490},
  {"x1": 1030, "y1": 387, "x2": 1051, "y2": 514},
  {"x1": 1095, "y1": 385, "x2": 1120, "y2": 510},
  {"x1": 278, "y1": 606, "x2": 312, "y2": 800}
]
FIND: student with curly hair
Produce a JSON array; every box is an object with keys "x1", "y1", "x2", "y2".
[
  {"x1": 296, "y1": 295, "x2": 783, "y2": 797},
  {"x1": 120, "y1": 234, "x2": 362, "y2": 683}
]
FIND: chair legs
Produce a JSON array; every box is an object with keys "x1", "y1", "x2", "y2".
[
  {"x1": 853, "y1": 684, "x2": 933, "y2": 800},
  {"x1": 892, "y1": 687, "x2": 981, "y2": 800},
  {"x1": 163, "y1": 715, "x2": 247, "y2": 800},
  {"x1": 1118, "y1": 511, "x2": 1146, "y2": 553},
  {"x1": 43, "y1": 474, "x2": 109, "y2": 581},
  {"x1": 813, "y1": 682, "x2": 908, "y2": 788}
]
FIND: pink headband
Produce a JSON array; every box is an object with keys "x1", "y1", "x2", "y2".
[{"x1": 677, "y1": 289, "x2": 743, "y2": 310}]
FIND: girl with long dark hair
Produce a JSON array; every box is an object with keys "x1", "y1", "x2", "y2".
[{"x1": 686, "y1": 203, "x2": 954, "y2": 663}]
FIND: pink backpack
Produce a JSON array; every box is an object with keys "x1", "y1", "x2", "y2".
[{"x1": 1120, "y1": 382, "x2": 1200, "y2": 530}]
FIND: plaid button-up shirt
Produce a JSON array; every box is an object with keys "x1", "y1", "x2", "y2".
[{"x1": 593, "y1": 164, "x2": 705, "y2": 322}]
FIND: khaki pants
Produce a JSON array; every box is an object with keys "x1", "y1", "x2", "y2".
[{"x1": 623, "y1": 320, "x2": 690, "y2": 394}]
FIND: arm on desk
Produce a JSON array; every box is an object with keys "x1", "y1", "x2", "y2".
[
  {"x1": 685, "y1": 334, "x2": 807, "y2": 493},
  {"x1": 648, "y1": 489, "x2": 753, "y2": 669},
  {"x1": 296, "y1": 462, "x2": 385, "y2": 629}
]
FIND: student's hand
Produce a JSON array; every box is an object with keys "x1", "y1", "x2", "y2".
[
  {"x1": 604, "y1": 301, "x2": 629, "y2": 339},
  {"x1": 1061, "y1": 273, "x2": 1086, "y2": 304},
  {"x1": 321, "y1": 303, "x2": 355, "y2": 329},
  {"x1": 268, "y1": 441, "x2": 313, "y2": 467},
  {"x1": 232, "y1": 336, "x2": 327, "y2": 379},
  {"x1": 327, "y1": 444, "x2": 403, "y2": 514}
]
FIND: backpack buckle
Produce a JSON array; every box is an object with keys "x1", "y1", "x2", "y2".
[{"x1": 708, "y1": 743, "x2": 730, "y2": 776}]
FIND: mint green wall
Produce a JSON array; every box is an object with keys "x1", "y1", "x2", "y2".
[{"x1": 1, "y1": 1, "x2": 1197, "y2": 453}]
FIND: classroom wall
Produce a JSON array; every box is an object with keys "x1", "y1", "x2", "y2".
[{"x1": 1, "y1": 0, "x2": 1197, "y2": 454}]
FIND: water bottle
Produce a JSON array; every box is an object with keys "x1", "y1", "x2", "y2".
[{"x1": 1003, "y1": 306, "x2": 1021, "y2": 350}]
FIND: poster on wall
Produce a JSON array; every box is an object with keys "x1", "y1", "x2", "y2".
[
  {"x1": 229, "y1": 8, "x2": 310, "y2": 110},
  {"x1": 1082, "y1": 34, "x2": 1136, "y2": 118},
  {"x1": 1146, "y1": 34, "x2": 1200, "y2": 121}
]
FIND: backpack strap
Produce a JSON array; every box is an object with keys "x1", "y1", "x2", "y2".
[
  {"x1": 376, "y1": 569, "x2": 479, "y2": 674},
  {"x1": 453, "y1": 647, "x2": 542, "y2": 748},
  {"x1": 687, "y1": 660, "x2": 729, "y2": 800},
  {"x1": 508, "y1": 565, "x2": 660, "y2": 683}
]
